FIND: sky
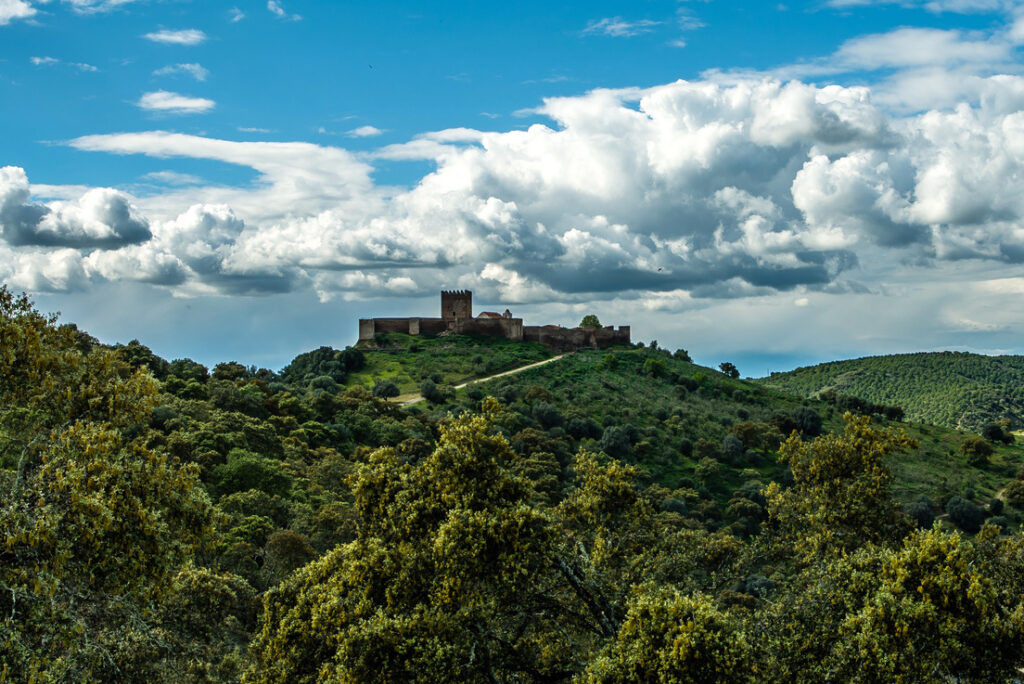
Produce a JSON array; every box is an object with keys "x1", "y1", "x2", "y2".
[{"x1": 3, "y1": 0, "x2": 1024, "y2": 376}]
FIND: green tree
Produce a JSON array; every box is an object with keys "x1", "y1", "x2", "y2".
[
  {"x1": 245, "y1": 400, "x2": 582, "y2": 683},
  {"x1": 0, "y1": 286, "x2": 214, "y2": 681},
  {"x1": 583, "y1": 586, "x2": 752, "y2": 683},
  {"x1": 580, "y1": 314, "x2": 602, "y2": 328},
  {"x1": 718, "y1": 362, "x2": 740, "y2": 379},
  {"x1": 763, "y1": 414, "x2": 916, "y2": 564}
]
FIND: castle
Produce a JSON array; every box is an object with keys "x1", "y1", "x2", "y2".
[{"x1": 358, "y1": 291, "x2": 630, "y2": 351}]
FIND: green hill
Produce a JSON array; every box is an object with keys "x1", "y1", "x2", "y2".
[
  {"x1": 9, "y1": 287, "x2": 1024, "y2": 682},
  {"x1": 755, "y1": 351, "x2": 1024, "y2": 433}
]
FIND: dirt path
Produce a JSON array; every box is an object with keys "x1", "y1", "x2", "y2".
[{"x1": 396, "y1": 354, "x2": 568, "y2": 406}]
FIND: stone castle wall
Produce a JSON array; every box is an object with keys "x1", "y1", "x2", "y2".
[
  {"x1": 522, "y1": 325, "x2": 630, "y2": 351},
  {"x1": 357, "y1": 291, "x2": 629, "y2": 350}
]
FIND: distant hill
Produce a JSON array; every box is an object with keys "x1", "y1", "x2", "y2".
[{"x1": 755, "y1": 351, "x2": 1024, "y2": 432}]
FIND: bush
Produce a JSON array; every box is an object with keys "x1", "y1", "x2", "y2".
[
  {"x1": 946, "y1": 496, "x2": 985, "y2": 533},
  {"x1": 420, "y1": 379, "x2": 444, "y2": 404},
  {"x1": 961, "y1": 436, "x2": 994, "y2": 466},
  {"x1": 532, "y1": 402, "x2": 564, "y2": 429},
  {"x1": 981, "y1": 422, "x2": 1014, "y2": 444},
  {"x1": 1003, "y1": 479, "x2": 1024, "y2": 508},
  {"x1": 694, "y1": 456, "x2": 722, "y2": 481},
  {"x1": 372, "y1": 380, "x2": 400, "y2": 399},
  {"x1": 721, "y1": 434, "x2": 744, "y2": 464},
  {"x1": 904, "y1": 497, "x2": 934, "y2": 529},
  {"x1": 790, "y1": 406, "x2": 823, "y2": 436},
  {"x1": 660, "y1": 497, "x2": 688, "y2": 515},
  {"x1": 599, "y1": 426, "x2": 632, "y2": 460}
]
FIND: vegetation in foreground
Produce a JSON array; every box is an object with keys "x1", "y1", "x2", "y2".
[{"x1": 4, "y1": 285, "x2": 1024, "y2": 682}]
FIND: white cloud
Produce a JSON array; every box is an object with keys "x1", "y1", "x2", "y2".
[
  {"x1": 582, "y1": 17, "x2": 662, "y2": 37},
  {"x1": 1, "y1": 69, "x2": 1009, "y2": 310},
  {"x1": 30, "y1": 56, "x2": 99, "y2": 72},
  {"x1": 833, "y1": 27, "x2": 1010, "y2": 70},
  {"x1": 346, "y1": 125, "x2": 384, "y2": 138},
  {"x1": 143, "y1": 29, "x2": 207, "y2": 46},
  {"x1": 0, "y1": 0, "x2": 37, "y2": 25},
  {"x1": 141, "y1": 170, "x2": 204, "y2": 186},
  {"x1": 229, "y1": 7, "x2": 244, "y2": 22},
  {"x1": 0, "y1": 166, "x2": 151, "y2": 249},
  {"x1": 136, "y1": 91, "x2": 215, "y2": 114},
  {"x1": 267, "y1": 0, "x2": 300, "y2": 21},
  {"x1": 153, "y1": 62, "x2": 209, "y2": 81},
  {"x1": 826, "y1": 0, "x2": 1010, "y2": 11},
  {"x1": 63, "y1": 0, "x2": 141, "y2": 13}
]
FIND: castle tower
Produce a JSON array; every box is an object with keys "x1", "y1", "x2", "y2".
[{"x1": 441, "y1": 290, "x2": 472, "y2": 320}]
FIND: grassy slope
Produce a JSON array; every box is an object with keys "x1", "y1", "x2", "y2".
[
  {"x1": 754, "y1": 351, "x2": 1024, "y2": 433},
  {"x1": 461, "y1": 348, "x2": 1024, "y2": 511},
  {"x1": 351, "y1": 332, "x2": 551, "y2": 394}
]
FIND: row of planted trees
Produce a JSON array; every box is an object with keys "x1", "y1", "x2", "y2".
[{"x1": 3, "y1": 285, "x2": 1024, "y2": 682}]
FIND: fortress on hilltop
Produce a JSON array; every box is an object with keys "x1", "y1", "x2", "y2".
[{"x1": 358, "y1": 290, "x2": 630, "y2": 351}]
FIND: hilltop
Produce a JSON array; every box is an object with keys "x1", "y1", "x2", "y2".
[{"x1": 754, "y1": 351, "x2": 1024, "y2": 433}]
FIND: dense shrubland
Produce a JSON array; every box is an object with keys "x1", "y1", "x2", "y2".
[{"x1": 4, "y1": 286, "x2": 1024, "y2": 682}]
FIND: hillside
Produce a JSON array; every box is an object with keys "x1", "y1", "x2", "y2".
[
  {"x1": 755, "y1": 351, "x2": 1024, "y2": 433},
  {"x1": 8, "y1": 292, "x2": 1024, "y2": 681}
]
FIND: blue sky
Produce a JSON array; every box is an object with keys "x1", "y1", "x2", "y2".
[{"x1": 3, "y1": 0, "x2": 1024, "y2": 375}]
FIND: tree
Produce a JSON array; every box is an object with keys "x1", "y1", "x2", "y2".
[
  {"x1": 245, "y1": 401, "x2": 586, "y2": 682},
  {"x1": 719, "y1": 362, "x2": 740, "y2": 379},
  {"x1": 580, "y1": 314, "x2": 601, "y2": 328},
  {"x1": 0, "y1": 286, "x2": 214, "y2": 680},
  {"x1": 371, "y1": 379, "x2": 400, "y2": 398},
  {"x1": 583, "y1": 586, "x2": 752, "y2": 683},
  {"x1": 945, "y1": 495, "x2": 985, "y2": 533},
  {"x1": 763, "y1": 414, "x2": 916, "y2": 563},
  {"x1": 673, "y1": 348, "x2": 692, "y2": 363}
]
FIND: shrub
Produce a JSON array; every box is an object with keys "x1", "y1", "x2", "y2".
[
  {"x1": 790, "y1": 406, "x2": 823, "y2": 436},
  {"x1": 946, "y1": 496, "x2": 985, "y2": 533},
  {"x1": 598, "y1": 426, "x2": 632, "y2": 460},
  {"x1": 1003, "y1": 479, "x2": 1024, "y2": 508},
  {"x1": 961, "y1": 436, "x2": 994, "y2": 466},
  {"x1": 904, "y1": 497, "x2": 934, "y2": 529},
  {"x1": 371, "y1": 380, "x2": 400, "y2": 399}
]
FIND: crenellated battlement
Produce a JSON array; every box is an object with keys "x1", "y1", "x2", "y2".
[{"x1": 441, "y1": 290, "x2": 472, "y2": 320}]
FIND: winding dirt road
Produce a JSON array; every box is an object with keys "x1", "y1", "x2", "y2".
[{"x1": 397, "y1": 354, "x2": 567, "y2": 406}]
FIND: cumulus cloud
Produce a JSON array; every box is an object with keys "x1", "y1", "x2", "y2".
[
  {"x1": 137, "y1": 91, "x2": 215, "y2": 114},
  {"x1": 229, "y1": 7, "x2": 244, "y2": 22},
  {"x1": 3, "y1": 64, "x2": 1014, "y2": 306},
  {"x1": 0, "y1": 166, "x2": 151, "y2": 249},
  {"x1": 0, "y1": 0, "x2": 36, "y2": 25},
  {"x1": 346, "y1": 125, "x2": 384, "y2": 138},
  {"x1": 143, "y1": 29, "x2": 207, "y2": 45},
  {"x1": 153, "y1": 63, "x2": 209, "y2": 81},
  {"x1": 30, "y1": 56, "x2": 59, "y2": 66}
]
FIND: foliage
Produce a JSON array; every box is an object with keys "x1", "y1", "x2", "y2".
[
  {"x1": 759, "y1": 351, "x2": 1024, "y2": 431},
  {"x1": 0, "y1": 286, "x2": 214, "y2": 681},
  {"x1": 580, "y1": 314, "x2": 602, "y2": 328}
]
